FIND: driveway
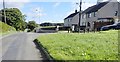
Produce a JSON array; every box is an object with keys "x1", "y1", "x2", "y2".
[{"x1": 1, "y1": 32, "x2": 48, "y2": 61}]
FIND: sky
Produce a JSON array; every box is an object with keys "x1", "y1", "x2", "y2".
[{"x1": 0, "y1": 0, "x2": 120, "y2": 24}]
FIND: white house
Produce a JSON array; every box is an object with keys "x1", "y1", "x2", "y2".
[
  {"x1": 82, "y1": 0, "x2": 120, "y2": 31},
  {"x1": 64, "y1": 10, "x2": 79, "y2": 27},
  {"x1": 64, "y1": 0, "x2": 120, "y2": 31}
]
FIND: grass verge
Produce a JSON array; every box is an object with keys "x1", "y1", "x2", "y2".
[
  {"x1": 37, "y1": 30, "x2": 118, "y2": 60},
  {"x1": 0, "y1": 21, "x2": 16, "y2": 36}
]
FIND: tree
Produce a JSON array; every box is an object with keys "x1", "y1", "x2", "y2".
[
  {"x1": 27, "y1": 21, "x2": 38, "y2": 31},
  {"x1": 0, "y1": 8, "x2": 26, "y2": 31}
]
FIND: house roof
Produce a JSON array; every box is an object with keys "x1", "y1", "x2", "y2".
[
  {"x1": 82, "y1": 5, "x2": 96, "y2": 14},
  {"x1": 83, "y1": 2, "x2": 108, "y2": 14},
  {"x1": 64, "y1": 12, "x2": 79, "y2": 20}
]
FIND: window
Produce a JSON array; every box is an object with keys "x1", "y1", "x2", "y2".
[
  {"x1": 94, "y1": 12, "x2": 97, "y2": 17},
  {"x1": 82, "y1": 14, "x2": 84, "y2": 19},
  {"x1": 82, "y1": 14, "x2": 86, "y2": 19},
  {"x1": 87, "y1": 22, "x2": 90, "y2": 27},
  {"x1": 70, "y1": 18, "x2": 72, "y2": 21},
  {"x1": 115, "y1": 11, "x2": 118, "y2": 16},
  {"x1": 88, "y1": 13, "x2": 91, "y2": 18},
  {"x1": 82, "y1": 22, "x2": 84, "y2": 25},
  {"x1": 90, "y1": 13, "x2": 92, "y2": 17},
  {"x1": 68, "y1": 19, "x2": 70, "y2": 22},
  {"x1": 88, "y1": 14, "x2": 90, "y2": 18}
]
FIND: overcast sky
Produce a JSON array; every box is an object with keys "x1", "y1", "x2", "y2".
[{"x1": 0, "y1": 0, "x2": 119, "y2": 23}]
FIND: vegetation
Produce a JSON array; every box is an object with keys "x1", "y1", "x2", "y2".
[
  {"x1": 0, "y1": 8, "x2": 27, "y2": 31},
  {"x1": 37, "y1": 30, "x2": 118, "y2": 60},
  {"x1": 27, "y1": 21, "x2": 38, "y2": 31},
  {"x1": 0, "y1": 21, "x2": 16, "y2": 35}
]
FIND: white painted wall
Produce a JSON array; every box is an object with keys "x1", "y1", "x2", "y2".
[
  {"x1": 71, "y1": 13, "x2": 79, "y2": 25},
  {"x1": 64, "y1": 2, "x2": 120, "y2": 30},
  {"x1": 84, "y1": 2, "x2": 119, "y2": 30},
  {"x1": 64, "y1": 18, "x2": 73, "y2": 27},
  {"x1": 98, "y1": 2, "x2": 118, "y2": 19}
]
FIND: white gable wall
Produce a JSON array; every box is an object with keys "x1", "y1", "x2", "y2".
[
  {"x1": 64, "y1": 18, "x2": 73, "y2": 27},
  {"x1": 97, "y1": 2, "x2": 118, "y2": 21},
  {"x1": 71, "y1": 13, "x2": 79, "y2": 25},
  {"x1": 85, "y1": 2, "x2": 119, "y2": 30}
]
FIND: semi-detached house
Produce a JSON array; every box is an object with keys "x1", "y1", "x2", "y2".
[{"x1": 64, "y1": 0, "x2": 120, "y2": 31}]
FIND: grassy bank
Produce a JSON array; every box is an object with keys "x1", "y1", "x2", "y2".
[
  {"x1": 37, "y1": 30, "x2": 118, "y2": 60},
  {"x1": 0, "y1": 21, "x2": 16, "y2": 36}
]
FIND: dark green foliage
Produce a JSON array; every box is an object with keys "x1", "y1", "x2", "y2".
[
  {"x1": 0, "y1": 8, "x2": 27, "y2": 31},
  {"x1": 27, "y1": 21, "x2": 38, "y2": 31}
]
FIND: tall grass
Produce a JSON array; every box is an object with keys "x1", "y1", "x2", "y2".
[
  {"x1": 0, "y1": 21, "x2": 16, "y2": 35},
  {"x1": 37, "y1": 30, "x2": 118, "y2": 60}
]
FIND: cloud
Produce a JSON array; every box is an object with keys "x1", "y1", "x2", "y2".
[
  {"x1": 66, "y1": 2, "x2": 95, "y2": 17},
  {"x1": 0, "y1": 0, "x2": 30, "y2": 9},
  {"x1": 25, "y1": 7, "x2": 47, "y2": 18},
  {"x1": 82, "y1": 3, "x2": 95, "y2": 10},
  {"x1": 25, "y1": 7, "x2": 46, "y2": 23},
  {"x1": 32, "y1": 7, "x2": 43, "y2": 13},
  {"x1": 0, "y1": 0, "x2": 30, "y2": 2},
  {"x1": 42, "y1": 20, "x2": 63, "y2": 23},
  {"x1": 15, "y1": 0, "x2": 79, "y2": 2},
  {"x1": 102, "y1": 0, "x2": 120, "y2": 2},
  {"x1": 53, "y1": 2, "x2": 61, "y2": 7}
]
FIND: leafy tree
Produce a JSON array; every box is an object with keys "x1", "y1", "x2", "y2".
[
  {"x1": 0, "y1": 8, "x2": 26, "y2": 31},
  {"x1": 27, "y1": 21, "x2": 38, "y2": 31}
]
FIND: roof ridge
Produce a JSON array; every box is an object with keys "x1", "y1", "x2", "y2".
[
  {"x1": 64, "y1": 12, "x2": 79, "y2": 20},
  {"x1": 83, "y1": 2, "x2": 109, "y2": 14}
]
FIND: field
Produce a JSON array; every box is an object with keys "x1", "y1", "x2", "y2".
[
  {"x1": 37, "y1": 30, "x2": 118, "y2": 60},
  {"x1": 0, "y1": 21, "x2": 16, "y2": 36}
]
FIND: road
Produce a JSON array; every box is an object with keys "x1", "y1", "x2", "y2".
[{"x1": 1, "y1": 32, "x2": 47, "y2": 60}]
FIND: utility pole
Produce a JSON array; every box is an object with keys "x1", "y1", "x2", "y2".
[
  {"x1": 78, "y1": 0, "x2": 82, "y2": 33},
  {"x1": 3, "y1": 0, "x2": 6, "y2": 23}
]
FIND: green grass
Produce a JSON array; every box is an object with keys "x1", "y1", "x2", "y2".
[
  {"x1": 37, "y1": 30, "x2": 118, "y2": 60},
  {"x1": 0, "y1": 21, "x2": 16, "y2": 36}
]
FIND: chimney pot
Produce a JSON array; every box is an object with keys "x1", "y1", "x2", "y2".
[{"x1": 75, "y1": 10, "x2": 77, "y2": 13}]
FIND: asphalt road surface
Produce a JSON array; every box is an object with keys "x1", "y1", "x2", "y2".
[{"x1": 1, "y1": 32, "x2": 47, "y2": 60}]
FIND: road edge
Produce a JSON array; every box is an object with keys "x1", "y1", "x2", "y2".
[{"x1": 33, "y1": 39, "x2": 54, "y2": 61}]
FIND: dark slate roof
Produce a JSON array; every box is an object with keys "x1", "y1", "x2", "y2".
[
  {"x1": 64, "y1": 12, "x2": 79, "y2": 20},
  {"x1": 83, "y1": 2, "x2": 108, "y2": 14},
  {"x1": 82, "y1": 5, "x2": 96, "y2": 14}
]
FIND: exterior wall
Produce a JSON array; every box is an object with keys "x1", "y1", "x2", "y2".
[
  {"x1": 64, "y1": 13, "x2": 80, "y2": 27},
  {"x1": 71, "y1": 13, "x2": 79, "y2": 25},
  {"x1": 85, "y1": 2, "x2": 119, "y2": 30},
  {"x1": 97, "y1": 2, "x2": 118, "y2": 22},
  {"x1": 81, "y1": 13, "x2": 86, "y2": 26},
  {"x1": 64, "y1": 2, "x2": 120, "y2": 31},
  {"x1": 86, "y1": 12, "x2": 98, "y2": 30},
  {"x1": 64, "y1": 19, "x2": 68, "y2": 26},
  {"x1": 64, "y1": 18, "x2": 72, "y2": 27}
]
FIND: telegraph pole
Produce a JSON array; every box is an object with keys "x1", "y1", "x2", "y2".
[
  {"x1": 78, "y1": 0, "x2": 82, "y2": 33},
  {"x1": 3, "y1": 0, "x2": 6, "y2": 23}
]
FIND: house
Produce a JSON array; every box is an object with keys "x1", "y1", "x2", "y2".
[
  {"x1": 82, "y1": 0, "x2": 120, "y2": 31},
  {"x1": 64, "y1": 10, "x2": 79, "y2": 27},
  {"x1": 64, "y1": 0, "x2": 120, "y2": 31}
]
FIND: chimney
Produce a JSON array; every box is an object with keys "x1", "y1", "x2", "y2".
[{"x1": 75, "y1": 10, "x2": 77, "y2": 13}]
